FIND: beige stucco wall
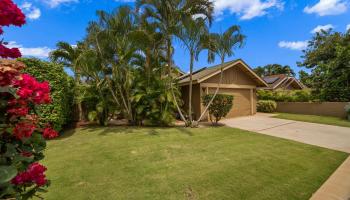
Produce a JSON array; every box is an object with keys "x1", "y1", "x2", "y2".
[
  {"x1": 276, "y1": 102, "x2": 349, "y2": 118},
  {"x1": 206, "y1": 88, "x2": 255, "y2": 119}
]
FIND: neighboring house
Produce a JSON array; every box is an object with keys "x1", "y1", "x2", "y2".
[
  {"x1": 259, "y1": 74, "x2": 305, "y2": 90},
  {"x1": 178, "y1": 59, "x2": 268, "y2": 120}
]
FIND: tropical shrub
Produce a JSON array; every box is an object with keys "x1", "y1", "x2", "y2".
[
  {"x1": 202, "y1": 94, "x2": 234, "y2": 124},
  {"x1": 0, "y1": 60, "x2": 58, "y2": 199},
  {"x1": 18, "y1": 58, "x2": 74, "y2": 131},
  {"x1": 257, "y1": 100, "x2": 277, "y2": 113},
  {"x1": 132, "y1": 76, "x2": 180, "y2": 126},
  {"x1": 83, "y1": 85, "x2": 117, "y2": 126}
]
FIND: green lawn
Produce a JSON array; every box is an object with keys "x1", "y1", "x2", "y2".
[
  {"x1": 274, "y1": 113, "x2": 350, "y2": 128},
  {"x1": 41, "y1": 127, "x2": 347, "y2": 200}
]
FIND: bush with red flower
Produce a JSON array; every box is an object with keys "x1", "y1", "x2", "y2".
[
  {"x1": 0, "y1": 2, "x2": 57, "y2": 198},
  {"x1": 0, "y1": 60, "x2": 59, "y2": 199},
  {"x1": 0, "y1": 0, "x2": 25, "y2": 59}
]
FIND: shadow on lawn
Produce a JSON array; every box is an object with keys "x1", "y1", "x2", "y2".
[
  {"x1": 55, "y1": 128, "x2": 78, "y2": 140},
  {"x1": 56, "y1": 122, "x2": 207, "y2": 140}
]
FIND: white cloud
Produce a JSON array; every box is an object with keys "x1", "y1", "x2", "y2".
[
  {"x1": 40, "y1": 0, "x2": 78, "y2": 8},
  {"x1": 347, "y1": 24, "x2": 350, "y2": 31},
  {"x1": 304, "y1": 0, "x2": 348, "y2": 16},
  {"x1": 213, "y1": 0, "x2": 284, "y2": 20},
  {"x1": 20, "y1": 2, "x2": 41, "y2": 20},
  {"x1": 6, "y1": 41, "x2": 52, "y2": 58},
  {"x1": 311, "y1": 24, "x2": 334, "y2": 33},
  {"x1": 278, "y1": 41, "x2": 308, "y2": 50}
]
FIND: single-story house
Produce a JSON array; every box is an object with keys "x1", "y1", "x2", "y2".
[
  {"x1": 178, "y1": 59, "x2": 268, "y2": 120},
  {"x1": 258, "y1": 74, "x2": 304, "y2": 90}
]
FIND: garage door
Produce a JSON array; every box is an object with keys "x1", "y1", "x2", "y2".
[{"x1": 208, "y1": 88, "x2": 252, "y2": 118}]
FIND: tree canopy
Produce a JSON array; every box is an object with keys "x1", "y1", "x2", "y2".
[
  {"x1": 298, "y1": 30, "x2": 350, "y2": 101},
  {"x1": 254, "y1": 64, "x2": 296, "y2": 77}
]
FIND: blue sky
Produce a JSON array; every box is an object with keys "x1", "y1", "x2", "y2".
[{"x1": 4, "y1": 0, "x2": 350, "y2": 76}]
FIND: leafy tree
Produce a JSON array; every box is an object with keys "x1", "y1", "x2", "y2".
[
  {"x1": 298, "y1": 70, "x2": 312, "y2": 88},
  {"x1": 254, "y1": 64, "x2": 296, "y2": 77},
  {"x1": 298, "y1": 30, "x2": 350, "y2": 101}
]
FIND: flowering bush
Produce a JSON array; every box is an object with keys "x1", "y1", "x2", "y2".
[
  {"x1": 19, "y1": 58, "x2": 75, "y2": 131},
  {"x1": 0, "y1": 0, "x2": 25, "y2": 58},
  {"x1": 0, "y1": 60, "x2": 58, "y2": 199}
]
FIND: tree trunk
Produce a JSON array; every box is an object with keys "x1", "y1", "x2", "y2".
[
  {"x1": 167, "y1": 38, "x2": 172, "y2": 77},
  {"x1": 146, "y1": 48, "x2": 151, "y2": 84},
  {"x1": 167, "y1": 36, "x2": 188, "y2": 125},
  {"x1": 196, "y1": 57, "x2": 225, "y2": 123},
  {"x1": 188, "y1": 51, "x2": 194, "y2": 126}
]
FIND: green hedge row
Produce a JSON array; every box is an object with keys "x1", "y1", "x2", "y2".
[
  {"x1": 257, "y1": 90, "x2": 312, "y2": 102},
  {"x1": 19, "y1": 58, "x2": 74, "y2": 131}
]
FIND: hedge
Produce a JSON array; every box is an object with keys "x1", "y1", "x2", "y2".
[
  {"x1": 18, "y1": 58, "x2": 74, "y2": 131},
  {"x1": 257, "y1": 90, "x2": 312, "y2": 102},
  {"x1": 257, "y1": 100, "x2": 277, "y2": 113}
]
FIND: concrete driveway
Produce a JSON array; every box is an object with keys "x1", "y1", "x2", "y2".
[{"x1": 222, "y1": 113, "x2": 350, "y2": 153}]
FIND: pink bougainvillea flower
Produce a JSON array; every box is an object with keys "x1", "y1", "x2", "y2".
[
  {"x1": 42, "y1": 127, "x2": 59, "y2": 139},
  {"x1": 7, "y1": 107, "x2": 29, "y2": 116},
  {"x1": 11, "y1": 163, "x2": 47, "y2": 186},
  {"x1": 13, "y1": 122, "x2": 36, "y2": 140}
]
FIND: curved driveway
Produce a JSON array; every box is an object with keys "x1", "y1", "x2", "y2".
[{"x1": 222, "y1": 113, "x2": 350, "y2": 153}]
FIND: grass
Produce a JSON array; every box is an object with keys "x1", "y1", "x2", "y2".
[
  {"x1": 41, "y1": 126, "x2": 348, "y2": 200},
  {"x1": 274, "y1": 113, "x2": 350, "y2": 128}
]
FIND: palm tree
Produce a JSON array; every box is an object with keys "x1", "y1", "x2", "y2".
[
  {"x1": 176, "y1": 17, "x2": 210, "y2": 126},
  {"x1": 129, "y1": 16, "x2": 167, "y2": 83},
  {"x1": 136, "y1": 0, "x2": 214, "y2": 77},
  {"x1": 136, "y1": 0, "x2": 214, "y2": 124},
  {"x1": 197, "y1": 25, "x2": 245, "y2": 122},
  {"x1": 50, "y1": 42, "x2": 84, "y2": 121},
  {"x1": 85, "y1": 6, "x2": 144, "y2": 124}
]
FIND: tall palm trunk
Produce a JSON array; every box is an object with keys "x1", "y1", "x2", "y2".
[
  {"x1": 75, "y1": 71, "x2": 83, "y2": 121},
  {"x1": 167, "y1": 36, "x2": 187, "y2": 123},
  {"x1": 197, "y1": 56, "x2": 225, "y2": 122},
  {"x1": 188, "y1": 51, "x2": 194, "y2": 126},
  {"x1": 145, "y1": 48, "x2": 151, "y2": 84},
  {"x1": 166, "y1": 37, "x2": 172, "y2": 77}
]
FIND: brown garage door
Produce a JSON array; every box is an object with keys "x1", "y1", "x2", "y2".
[{"x1": 208, "y1": 88, "x2": 252, "y2": 118}]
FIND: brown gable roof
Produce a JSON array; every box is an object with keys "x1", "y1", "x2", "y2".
[
  {"x1": 261, "y1": 74, "x2": 304, "y2": 90},
  {"x1": 178, "y1": 59, "x2": 268, "y2": 87}
]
